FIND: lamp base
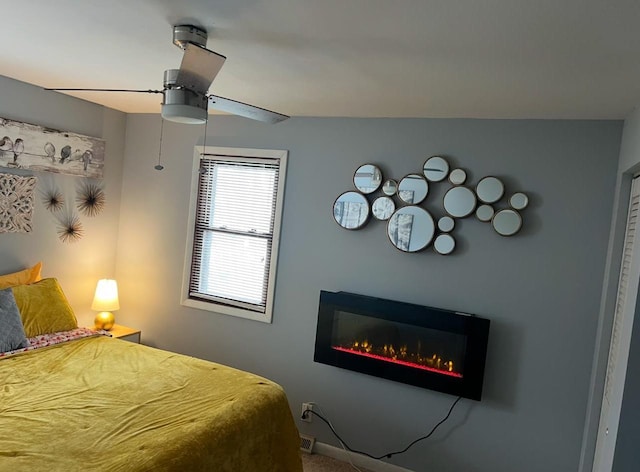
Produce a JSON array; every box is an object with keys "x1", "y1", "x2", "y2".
[{"x1": 94, "y1": 311, "x2": 115, "y2": 331}]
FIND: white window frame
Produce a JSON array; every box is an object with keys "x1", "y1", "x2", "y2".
[{"x1": 181, "y1": 145, "x2": 288, "y2": 323}]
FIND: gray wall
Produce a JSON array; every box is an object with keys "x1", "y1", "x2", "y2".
[
  {"x1": 116, "y1": 115, "x2": 621, "y2": 471},
  {"x1": 0, "y1": 76, "x2": 126, "y2": 328}
]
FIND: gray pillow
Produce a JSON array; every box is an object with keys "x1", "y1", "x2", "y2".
[{"x1": 0, "y1": 288, "x2": 29, "y2": 353}]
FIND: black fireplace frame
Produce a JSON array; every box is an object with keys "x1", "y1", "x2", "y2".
[{"x1": 314, "y1": 291, "x2": 490, "y2": 400}]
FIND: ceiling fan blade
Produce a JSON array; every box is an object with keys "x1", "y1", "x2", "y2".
[
  {"x1": 44, "y1": 87, "x2": 163, "y2": 94},
  {"x1": 176, "y1": 43, "x2": 226, "y2": 94},
  {"x1": 208, "y1": 95, "x2": 289, "y2": 124}
]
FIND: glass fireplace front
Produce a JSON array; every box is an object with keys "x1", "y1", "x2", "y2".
[{"x1": 314, "y1": 291, "x2": 490, "y2": 400}]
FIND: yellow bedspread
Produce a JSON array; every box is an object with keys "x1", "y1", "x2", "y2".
[{"x1": 0, "y1": 336, "x2": 302, "y2": 471}]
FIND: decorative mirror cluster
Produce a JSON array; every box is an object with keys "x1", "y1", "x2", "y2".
[{"x1": 333, "y1": 157, "x2": 530, "y2": 254}]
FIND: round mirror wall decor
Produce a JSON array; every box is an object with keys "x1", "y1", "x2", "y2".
[
  {"x1": 510, "y1": 192, "x2": 529, "y2": 210},
  {"x1": 443, "y1": 186, "x2": 477, "y2": 218},
  {"x1": 476, "y1": 204, "x2": 494, "y2": 222},
  {"x1": 372, "y1": 196, "x2": 395, "y2": 221},
  {"x1": 333, "y1": 191, "x2": 370, "y2": 230},
  {"x1": 492, "y1": 209, "x2": 522, "y2": 236},
  {"x1": 387, "y1": 206, "x2": 435, "y2": 253},
  {"x1": 438, "y1": 216, "x2": 455, "y2": 233},
  {"x1": 382, "y1": 179, "x2": 398, "y2": 196},
  {"x1": 333, "y1": 159, "x2": 533, "y2": 252},
  {"x1": 353, "y1": 164, "x2": 382, "y2": 194},
  {"x1": 449, "y1": 168, "x2": 467, "y2": 186},
  {"x1": 423, "y1": 156, "x2": 449, "y2": 182},
  {"x1": 476, "y1": 176, "x2": 504, "y2": 204},
  {"x1": 434, "y1": 234, "x2": 456, "y2": 255},
  {"x1": 398, "y1": 174, "x2": 429, "y2": 204}
]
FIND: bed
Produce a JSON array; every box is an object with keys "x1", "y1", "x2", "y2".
[{"x1": 0, "y1": 270, "x2": 302, "y2": 472}]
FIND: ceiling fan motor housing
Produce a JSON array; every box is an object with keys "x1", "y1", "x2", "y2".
[
  {"x1": 172, "y1": 25, "x2": 208, "y2": 49},
  {"x1": 161, "y1": 69, "x2": 208, "y2": 124}
]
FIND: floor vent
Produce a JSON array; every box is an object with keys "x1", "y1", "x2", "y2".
[{"x1": 300, "y1": 434, "x2": 315, "y2": 453}]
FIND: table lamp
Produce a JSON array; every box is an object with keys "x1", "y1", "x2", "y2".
[{"x1": 92, "y1": 279, "x2": 119, "y2": 330}]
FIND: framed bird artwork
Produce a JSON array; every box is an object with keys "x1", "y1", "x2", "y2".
[{"x1": 0, "y1": 117, "x2": 105, "y2": 178}]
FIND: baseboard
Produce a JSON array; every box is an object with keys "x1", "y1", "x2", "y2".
[{"x1": 313, "y1": 441, "x2": 414, "y2": 472}]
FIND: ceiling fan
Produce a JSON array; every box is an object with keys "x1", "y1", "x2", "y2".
[{"x1": 45, "y1": 25, "x2": 289, "y2": 125}]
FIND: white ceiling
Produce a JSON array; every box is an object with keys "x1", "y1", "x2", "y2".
[{"x1": 5, "y1": 0, "x2": 640, "y2": 119}]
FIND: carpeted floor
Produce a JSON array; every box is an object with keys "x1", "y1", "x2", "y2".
[{"x1": 301, "y1": 452, "x2": 372, "y2": 472}]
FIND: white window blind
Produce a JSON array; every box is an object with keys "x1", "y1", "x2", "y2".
[
  {"x1": 186, "y1": 150, "x2": 285, "y2": 319},
  {"x1": 604, "y1": 186, "x2": 639, "y2": 402}
]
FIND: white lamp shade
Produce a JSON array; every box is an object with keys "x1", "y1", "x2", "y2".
[{"x1": 91, "y1": 279, "x2": 120, "y2": 311}]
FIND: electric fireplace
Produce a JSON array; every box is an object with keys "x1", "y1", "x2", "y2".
[{"x1": 314, "y1": 291, "x2": 490, "y2": 400}]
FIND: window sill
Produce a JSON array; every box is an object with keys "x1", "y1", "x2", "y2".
[{"x1": 181, "y1": 297, "x2": 272, "y2": 323}]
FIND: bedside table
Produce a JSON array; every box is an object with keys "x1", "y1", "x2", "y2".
[{"x1": 103, "y1": 324, "x2": 141, "y2": 343}]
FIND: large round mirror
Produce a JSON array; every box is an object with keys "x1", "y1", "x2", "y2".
[
  {"x1": 353, "y1": 164, "x2": 382, "y2": 194},
  {"x1": 510, "y1": 192, "x2": 529, "y2": 210},
  {"x1": 333, "y1": 191, "x2": 370, "y2": 230},
  {"x1": 476, "y1": 176, "x2": 504, "y2": 204},
  {"x1": 382, "y1": 179, "x2": 398, "y2": 196},
  {"x1": 423, "y1": 156, "x2": 449, "y2": 182},
  {"x1": 443, "y1": 186, "x2": 477, "y2": 218},
  {"x1": 449, "y1": 168, "x2": 467, "y2": 185},
  {"x1": 372, "y1": 196, "x2": 395, "y2": 220},
  {"x1": 398, "y1": 174, "x2": 429, "y2": 204},
  {"x1": 387, "y1": 206, "x2": 435, "y2": 252},
  {"x1": 492, "y1": 209, "x2": 522, "y2": 236},
  {"x1": 434, "y1": 234, "x2": 456, "y2": 255}
]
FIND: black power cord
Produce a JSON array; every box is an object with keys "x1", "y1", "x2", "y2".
[{"x1": 301, "y1": 395, "x2": 462, "y2": 460}]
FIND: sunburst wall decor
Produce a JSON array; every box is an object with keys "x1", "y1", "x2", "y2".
[
  {"x1": 41, "y1": 187, "x2": 64, "y2": 212},
  {"x1": 76, "y1": 181, "x2": 105, "y2": 217},
  {"x1": 56, "y1": 213, "x2": 84, "y2": 243}
]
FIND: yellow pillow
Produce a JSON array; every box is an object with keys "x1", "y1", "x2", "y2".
[
  {"x1": 12, "y1": 278, "x2": 78, "y2": 337},
  {"x1": 0, "y1": 262, "x2": 42, "y2": 289}
]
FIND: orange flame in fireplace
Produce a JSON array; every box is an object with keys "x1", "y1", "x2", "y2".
[{"x1": 339, "y1": 339, "x2": 459, "y2": 376}]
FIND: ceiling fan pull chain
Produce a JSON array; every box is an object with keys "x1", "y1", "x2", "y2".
[{"x1": 155, "y1": 118, "x2": 165, "y2": 171}]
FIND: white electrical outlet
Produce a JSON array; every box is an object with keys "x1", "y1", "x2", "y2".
[{"x1": 301, "y1": 402, "x2": 315, "y2": 422}]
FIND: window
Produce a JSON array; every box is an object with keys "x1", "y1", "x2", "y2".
[{"x1": 182, "y1": 146, "x2": 287, "y2": 323}]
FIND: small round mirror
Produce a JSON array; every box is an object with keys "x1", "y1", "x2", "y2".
[
  {"x1": 492, "y1": 209, "x2": 522, "y2": 236},
  {"x1": 449, "y1": 168, "x2": 467, "y2": 185},
  {"x1": 438, "y1": 216, "x2": 455, "y2": 233},
  {"x1": 443, "y1": 186, "x2": 477, "y2": 218},
  {"x1": 333, "y1": 191, "x2": 370, "y2": 230},
  {"x1": 434, "y1": 234, "x2": 456, "y2": 255},
  {"x1": 476, "y1": 204, "x2": 494, "y2": 222},
  {"x1": 476, "y1": 176, "x2": 504, "y2": 204},
  {"x1": 387, "y1": 206, "x2": 435, "y2": 252},
  {"x1": 510, "y1": 192, "x2": 529, "y2": 210},
  {"x1": 353, "y1": 164, "x2": 382, "y2": 194},
  {"x1": 423, "y1": 156, "x2": 449, "y2": 182},
  {"x1": 382, "y1": 179, "x2": 398, "y2": 196},
  {"x1": 398, "y1": 174, "x2": 429, "y2": 204},
  {"x1": 372, "y1": 196, "x2": 395, "y2": 221}
]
